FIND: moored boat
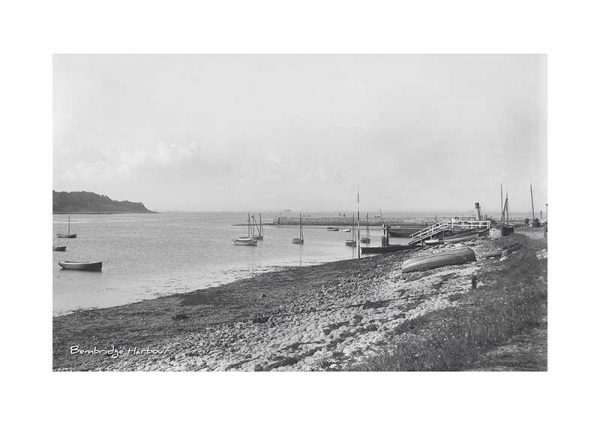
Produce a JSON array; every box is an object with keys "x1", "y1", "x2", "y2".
[
  {"x1": 58, "y1": 261, "x2": 102, "y2": 271},
  {"x1": 361, "y1": 244, "x2": 417, "y2": 254},
  {"x1": 326, "y1": 226, "x2": 339, "y2": 231},
  {"x1": 292, "y1": 214, "x2": 304, "y2": 244},
  {"x1": 233, "y1": 237, "x2": 258, "y2": 246},
  {"x1": 57, "y1": 215, "x2": 77, "y2": 238},
  {"x1": 53, "y1": 246, "x2": 67, "y2": 252},
  {"x1": 234, "y1": 214, "x2": 258, "y2": 246},
  {"x1": 360, "y1": 212, "x2": 371, "y2": 244},
  {"x1": 344, "y1": 214, "x2": 357, "y2": 247},
  {"x1": 341, "y1": 228, "x2": 351, "y2": 233},
  {"x1": 402, "y1": 247, "x2": 476, "y2": 273},
  {"x1": 251, "y1": 213, "x2": 264, "y2": 240}
]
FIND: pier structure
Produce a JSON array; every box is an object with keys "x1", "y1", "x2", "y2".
[{"x1": 408, "y1": 218, "x2": 492, "y2": 245}]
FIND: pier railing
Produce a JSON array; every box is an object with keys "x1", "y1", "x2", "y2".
[{"x1": 408, "y1": 219, "x2": 491, "y2": 245}]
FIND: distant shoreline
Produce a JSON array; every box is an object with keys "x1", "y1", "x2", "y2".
[{"x1": 53, "y1": 211, "x2": 157, "y2": 215}]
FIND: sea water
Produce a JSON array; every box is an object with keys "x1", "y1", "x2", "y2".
[{"x1": 53, "y1": 212, "x2": 394, "y2": 316}]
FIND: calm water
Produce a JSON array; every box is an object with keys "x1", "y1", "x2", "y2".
[{"x1": 53, "y1": 212, "x2": 394, "y2": 316}]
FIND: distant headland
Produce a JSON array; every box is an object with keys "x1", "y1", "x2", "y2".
[{"x1": 53, "y1": 190, "x2": 154, "y2": 214}]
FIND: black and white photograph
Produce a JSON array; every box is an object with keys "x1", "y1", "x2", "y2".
[
  {"x1": 4, "y1": 1, "x2": 600, "y2": 423},
  {"x1": 52, "y1": 54, "x2": 547, "y2": 371}
]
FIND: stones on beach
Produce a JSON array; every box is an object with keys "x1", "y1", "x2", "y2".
[{"x1": 74, "y1": 236, "x2": 535, "y2": 372}]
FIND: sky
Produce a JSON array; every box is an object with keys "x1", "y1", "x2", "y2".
[{"x1": 54, "y1": 55, "x2": 547, "y2": 214}]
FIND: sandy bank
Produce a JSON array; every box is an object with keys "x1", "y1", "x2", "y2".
[{"x1": 53, "y1": 234, "x2": 546, "y2": 371}]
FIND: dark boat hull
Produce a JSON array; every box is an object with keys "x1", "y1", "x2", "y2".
[
  {"x1": 361, "y1": 244, "x2": 418, "y2": 254},
  {"x1": 57, "y1": 234, "x2": 77, "y2": 239},
  {"x1": 53, "y1": 246, "x2": 67, "y2": 252},
  {"x1": 58, "y1": 261, "x2": 102, "y2": 271}
]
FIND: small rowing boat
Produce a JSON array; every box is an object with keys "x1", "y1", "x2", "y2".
[
  {"x1": 402, "y1": 247, "x2": 476, "y2": 273},
  {"x1": 53, "y1": 246, "x2": 67, "y2": 252},
  {"x1": 326, "y1": 226, "x2": 339, "y2": 231},
  {"x1": 58, "y1": 261, "x2": 102, "y2": 271}
]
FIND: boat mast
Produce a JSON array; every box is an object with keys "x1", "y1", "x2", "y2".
[
  {"x1": 247, "y1": 213, "x2": 250, "y2": 237},
  {"x1": 259, "y1": 213, "x2": 263, "y2": 237},
  {"x1": 500, "y1": 184, "x2": 504, "y2": 222},
  {"x1": 299, "y1": 214, "x2": 303, "y2": 240},
  {"x1": 366, "y1": 213, "x2": 370, "y2": 238},
  {"x1": 530, "y1": 181, "x2": 536, "y2": 224},
  {"x1": 506, "y1": 192, "x2": 510, "y2": 224},
  {"x1": 357, "y1": 186, "x2": 361, "y2": 259}
]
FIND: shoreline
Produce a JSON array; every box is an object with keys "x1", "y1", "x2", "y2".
[
  {"x1": 53, "y1": 233, "x2": 547, "y2": 371},
  {"x1": 53, "y1": 211, "x2": 157, "y2": 215}
]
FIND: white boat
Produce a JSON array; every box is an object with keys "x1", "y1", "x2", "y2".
[
  {"x1": 234, "y1": 214, "x2": 258, "y2": 246},
  {"x1": 292, "y1": 214, "x2": 304, "y2": 244},
  {"x1": 341, "y1": 228, "x2": 351, "y2": 233},
  {"x1": 234, "y1": 236, "x2": 258, "y2": 246}
]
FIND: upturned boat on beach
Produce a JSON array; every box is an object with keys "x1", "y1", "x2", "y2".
[
  {"x1": 402, "y1": 247, "x2": 476, "y2": 273},
  {"x1": 58, "y1": 261, "x2": 103, "y2": 272}
]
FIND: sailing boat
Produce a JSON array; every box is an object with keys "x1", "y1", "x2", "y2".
[
  {"x1": 345, "y1": 214, "x2": 357, "y2": 247},
  {"x1": 292, "y1": 214, "x2": 304, "y2": 244},
  {"x1": 234, "y1": 214, "x2": 258, "y2": 246},
  {"x1": 251, "y1": 213, "x2": 264, "y2": 240},
  {"x1": 360, "y1": 212, "x2": 371, "y2": 244},
  {"x1": 57, "y1": 215, "x2": 77, "y2": 238}
]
